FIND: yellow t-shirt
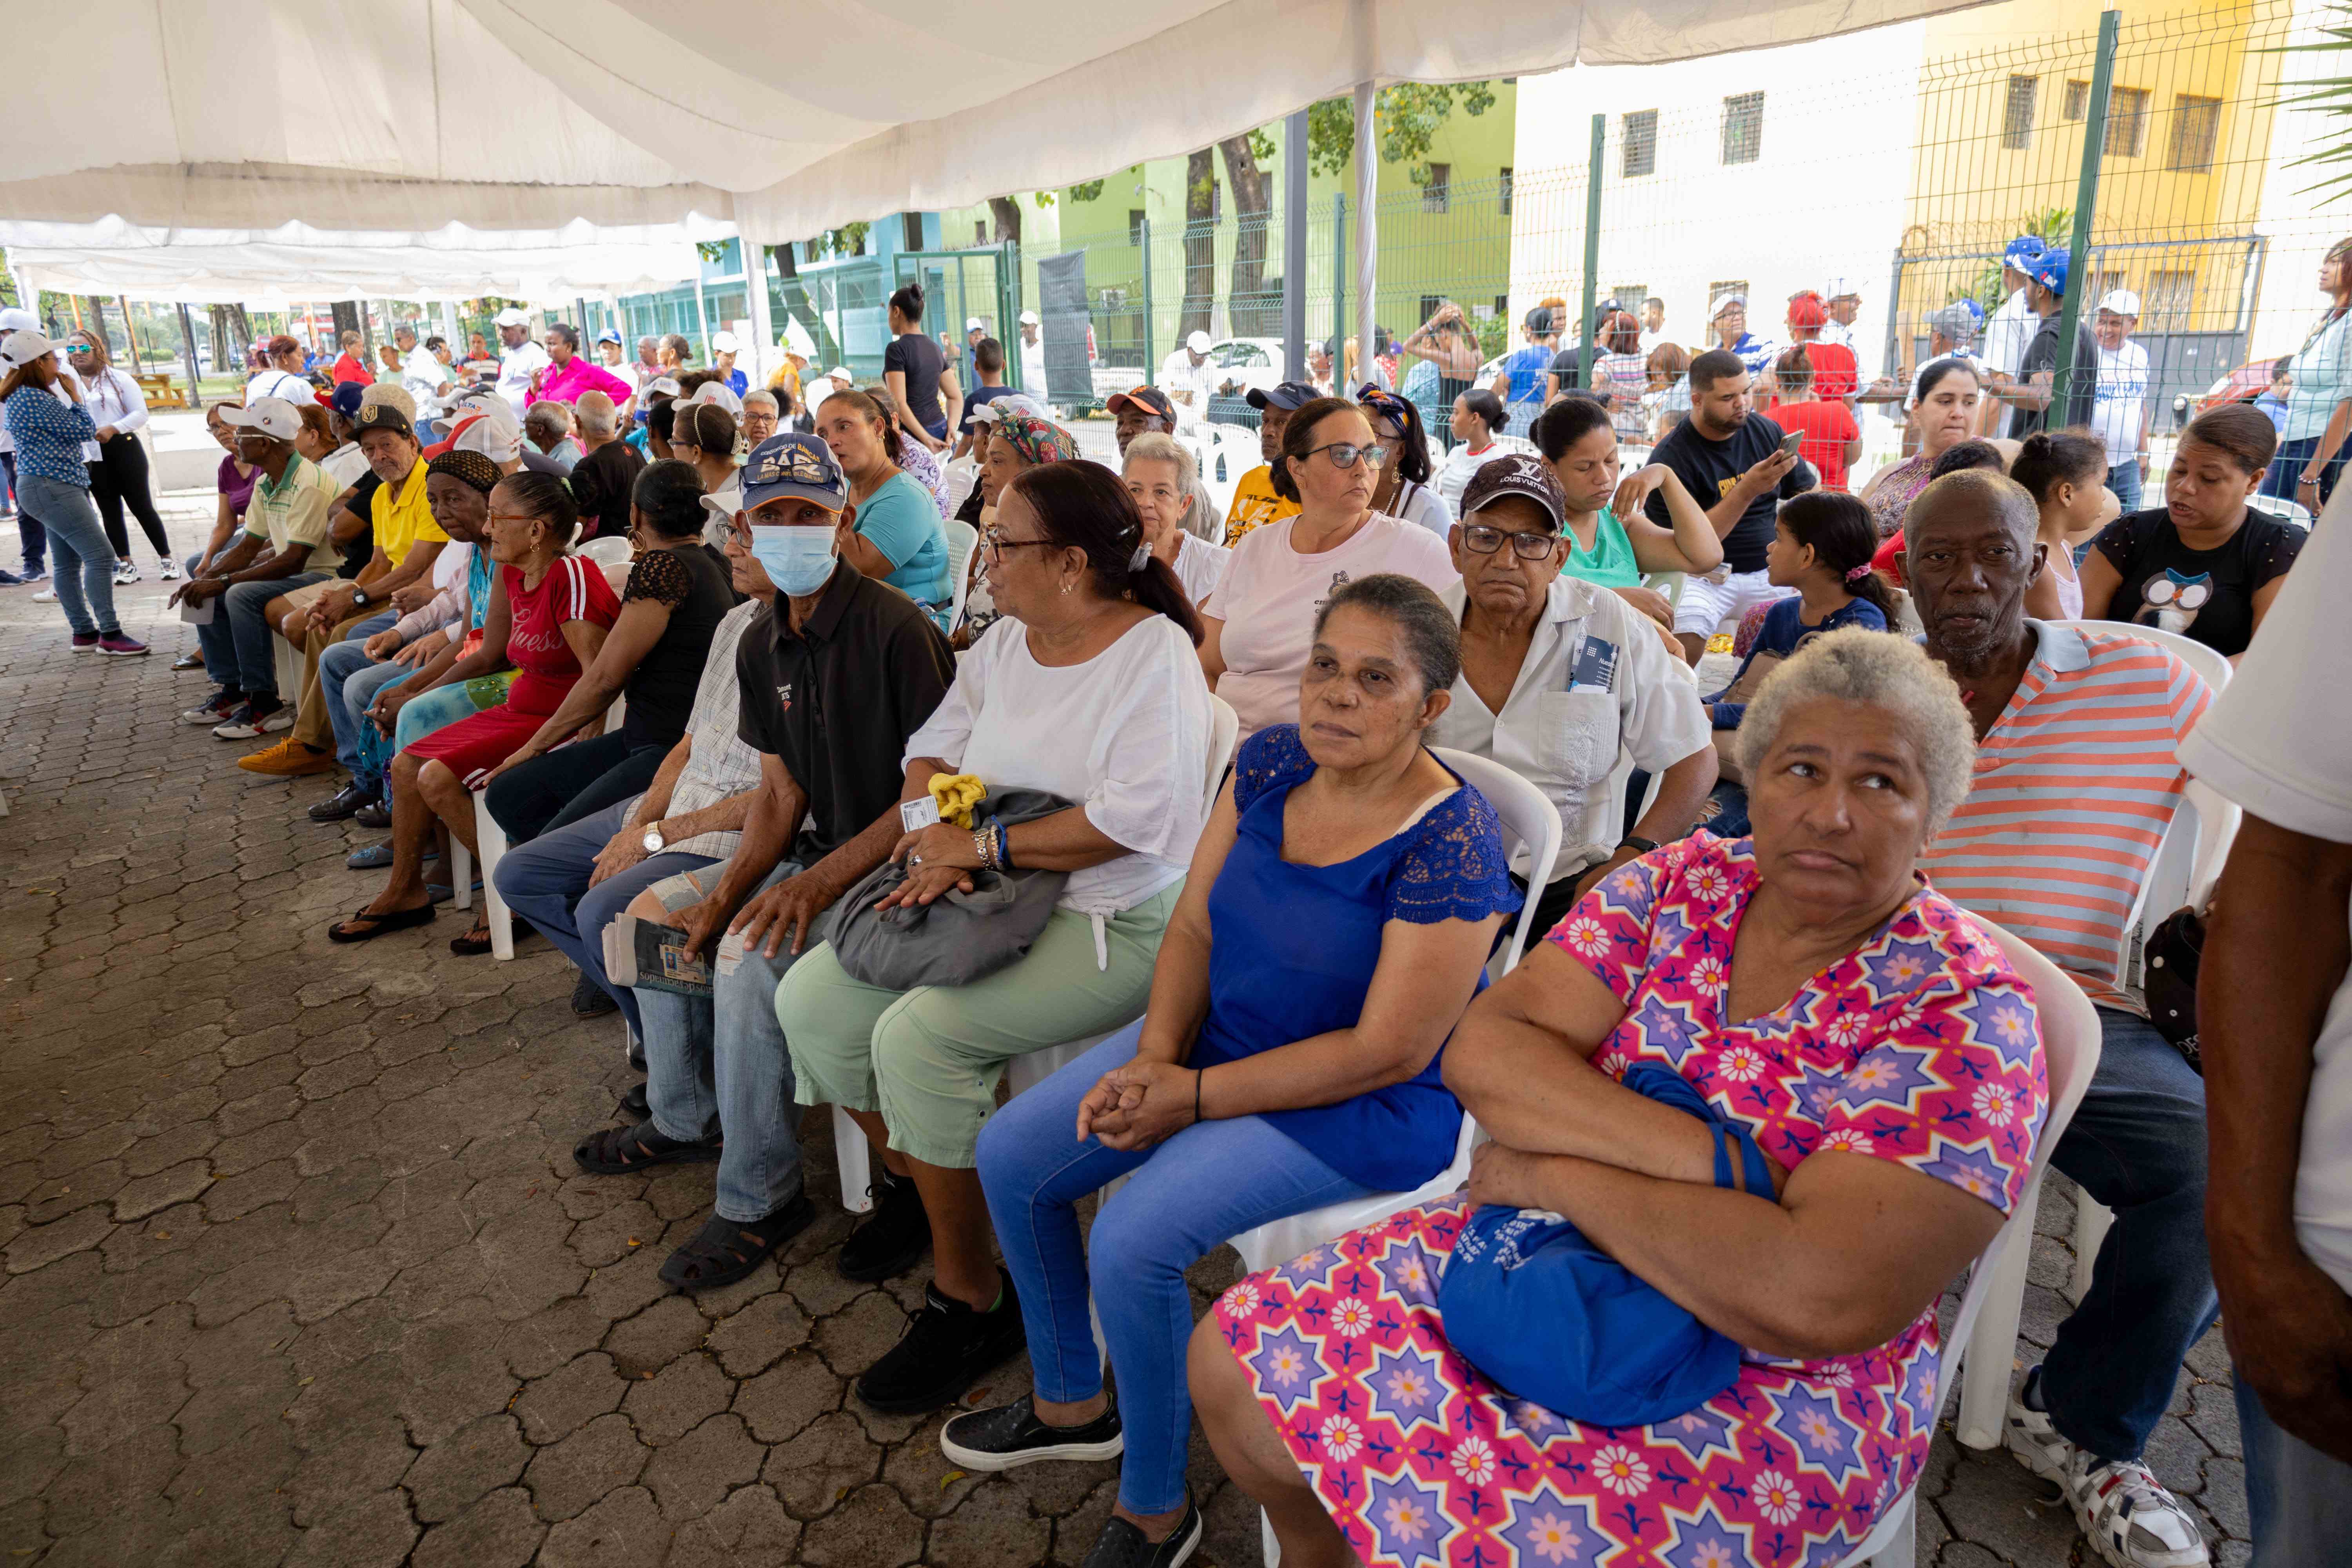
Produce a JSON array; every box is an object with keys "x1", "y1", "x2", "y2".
[
  {"x1": 1221, "y1": 464, "x2": 1301, "y2": 547},
  {"x1": 371, "y1": 457, "x2": 448, "y2": 565}
]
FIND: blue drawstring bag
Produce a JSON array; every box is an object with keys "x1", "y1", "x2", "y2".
[{"x1": 1435, "y1": 1064, "x2": 1778, "y2": 1428}]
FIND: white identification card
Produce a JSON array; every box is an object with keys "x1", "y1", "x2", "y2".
[{"x1": 900, "y1": 797, "x2": 942, "y2": 833}]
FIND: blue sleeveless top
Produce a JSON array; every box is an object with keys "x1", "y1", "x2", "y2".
[{"x1": 1193, "y1": 725, "x2": 1522, "y2": 1191}]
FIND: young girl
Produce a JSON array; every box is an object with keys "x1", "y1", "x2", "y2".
[
  {"x1": 2010, "y1": 430, "x2": 2104, "y2": 621},
  {"x1": 1699, "y1": 492, "x2": 1891, "y2": 836}
]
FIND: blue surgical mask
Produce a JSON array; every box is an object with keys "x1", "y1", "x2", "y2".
[{"x1": 749, "y1": 525, "x2": 837, "y2": 596}]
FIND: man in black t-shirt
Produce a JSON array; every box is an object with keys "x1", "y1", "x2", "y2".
[
  {"x1": 1642, "y1": 348, "x2": 1817, "y2": 661},
  {"x1": 574, "y1": 432, "x2": 955, "y2": 1296},
  {"x1": 1995, "y1": 248, "x2": 2098, "y2": 438},
  {"x1": 566, "y1": 390, "x2": 645, "y2": 542}
]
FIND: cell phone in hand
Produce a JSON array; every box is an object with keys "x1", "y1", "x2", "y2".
[{"x1": 1779, "y1": 430, "x2": 1804, "y2": 458}]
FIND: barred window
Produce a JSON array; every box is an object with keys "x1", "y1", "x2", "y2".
[
  {"x1": 1623, "y1": 110, "x2": 1659, "y2": 178},
  {"x1": 1721, "y1": 93, "x2": 1764, "y2": 165},
  {"x1": 2167, "y1": 95, "x2": 2222, "y2": 172},
  {"x1": 2105, "y1": 87, "x2": 2150, "y2": 157},
  {"x1": 2001, "y1": 76, "x2": 2038, "y2": 150}
]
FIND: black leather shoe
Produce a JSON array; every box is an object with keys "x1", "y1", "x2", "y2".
[
  {"x1": 353, "y1": 800, "x2": 392, "y2": 830},
  {"x1": 308, "y1": 779, "x2": 381, "y2": 823},
  {"x1": 839, "y1": 1169, "x2": 931, "y2": 1281},
  {"x1": 854, "y1": 1268, "x2": 1025, "y2": 1415},
  {"x1": 617, "y1": 1082, "x2": 650, "y2": 1122},
  {"x1": 571, "y1": 973, "x2": 621, "y2": 1016}
]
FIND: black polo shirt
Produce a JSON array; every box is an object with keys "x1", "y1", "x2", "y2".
[{"x1": 735, "y1": 562, "x2": 956, "y2": 864}]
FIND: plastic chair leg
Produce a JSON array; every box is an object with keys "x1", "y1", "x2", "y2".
[
  {"x1": 1261, "y1": 1508, "x2": 1279, "y2": 1567},
  {"x1": 835, "y1": 1105, "x2": 874, "y2": 1213},
  {"x1": 2072, "y1": 1187, "x2": 2112, "y2": 1304},
  {"x1": 450, "y1": 837, "x2": 472, "y2": 911},
  {"x1": 1870, "y1": 1491, "x2": 1917, "y2": 1567},
  {"x1": 1953, "y1": 1176, "x2": 2039, "y2": 1450},
  {"x1": 472, "y1": 795, "x2": 514, "y2": 960}
]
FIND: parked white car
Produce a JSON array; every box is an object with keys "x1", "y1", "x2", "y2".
[{"x1": 1205, "y1": 338, "x2": 1286, "y2": 398}]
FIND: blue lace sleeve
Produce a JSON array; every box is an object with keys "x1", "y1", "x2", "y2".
[
  {"x1": 1231, "y1": 724, "x2": 1315, "y2": 817},
  {"x1": 1387, "y1": 784, "x2": 1526, "y2": 927}
]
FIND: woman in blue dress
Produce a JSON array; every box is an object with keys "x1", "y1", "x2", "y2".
[{"x1": 957, "y1": 573, "x2": 1521, "y2": 1568}]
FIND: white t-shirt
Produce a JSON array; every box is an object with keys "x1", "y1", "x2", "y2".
[
  {"x1": 320, "y1": 441, "x2": 371, "y2": 490},
  {"x1": 1203, "y1": 512, "x2": 1459, "y2": 739},
  {"x1": 1157, "y1": 350, "x2": 1218, "y2": 422},
  {"x1": 498, "y1": 340, "x2": 552, "y2": 417},
  {"x1": 1387, "y1": 477, "x2": 1453, "y2": 539},
  {"x1": 1168, "y1": 531, "x2": 1232, "y2": 607},
  {"x1": 2089, "y1": 338, "x2": 2151, "y2": 467},
  {"x1": 1020, "y1": 334, "x2": 1048, "y2": 402},
  {"x1": 245, "y1": 368, "x2": 317, "y2": 407},
  {"x1": 905, "y1": 613, "x2": 1213, "y2": 916},
  {"x1": 402, "y1": 346, "x2": 455, "y2": 417},
  {"x1": 2177, "y1": 491, "x2": 2352, "y2": 1296},
  {"x1": 1983, "y1": 288, "x2": 2035, "y2": 377},
  {"x1": 1433, "y1": 440, "x2": 1500, "y2": 515}
]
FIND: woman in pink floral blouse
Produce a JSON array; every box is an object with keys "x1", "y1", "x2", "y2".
[{"x1": 1191, "y1": 628, "x2": 2049, "y2": 1568}]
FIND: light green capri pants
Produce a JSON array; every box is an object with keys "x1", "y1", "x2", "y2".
[{"x1": 774, "y1": 884, "x2": 1181, "y2": 1169}]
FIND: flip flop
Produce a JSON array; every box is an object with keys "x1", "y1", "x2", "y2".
[{"x1": 327, "y1": 904, "x2": 436, "y2": 944}]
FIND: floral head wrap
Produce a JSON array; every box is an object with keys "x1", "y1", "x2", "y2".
[{"x1": 995, "y1": 414, "x2": 1080, "y2": 468}]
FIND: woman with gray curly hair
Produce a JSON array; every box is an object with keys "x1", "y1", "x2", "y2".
[{"x1": 1195, "y1": 626, "x2": 2058, "y2": 1568}]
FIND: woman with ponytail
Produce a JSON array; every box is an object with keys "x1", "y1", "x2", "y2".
[{"x1": 773, "y1": 458, "x2": 1214, "y2": 1420}]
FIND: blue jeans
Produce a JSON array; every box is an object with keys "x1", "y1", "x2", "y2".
[
  {"x1": 491, "y1": 798, "x2": 718, "y2": 1038},
  {"x1": 2262, "y1": 434, "x2": 2346, "y2": 512},
  {"x1": 18, "y1": 475, "x2": 115, "y2": 636},
  {"x1": 4, "y1": 452, "x2": 42, "y2": 571},
  {"x1": 2039, "y1": 1006, "x2": 2216, "y2": 1463},
  {"x1": 636, "y1": 860, "x2": 810, "y2": 1223},
  {"x1": 975, "y1": 1024, "x2": 1373, "y2": 1515},
  {"x1": 2106, "y1": 461, "x2": 2143, "y2": 515},
  {"x1": 2235, "y1": 1372, "x2": 2352, "y2": 1563},
  {"x1": 332, "y1": 655, "x2": 416, "y2": 782},
  {"x1": 194, "y1": 571, "x2": 327, "y2": 696}
]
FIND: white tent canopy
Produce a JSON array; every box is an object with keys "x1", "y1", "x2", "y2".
[{"x1": 0, "y1": 0, "x2": 1987, "y2": 294}]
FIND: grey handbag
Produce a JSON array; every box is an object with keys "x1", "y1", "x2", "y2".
[{"x1": 816, "y1": 788, "x2": 1075, "y2": 990}]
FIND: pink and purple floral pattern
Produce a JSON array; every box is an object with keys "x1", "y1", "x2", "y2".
[{"x1": 1216, "y1": 833, "x2": 2047, "y2": 1566}]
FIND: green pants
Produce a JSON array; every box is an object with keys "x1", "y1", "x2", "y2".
[{"x1": 775, "y1": 884, "x2": 1180, "y2": 1169}]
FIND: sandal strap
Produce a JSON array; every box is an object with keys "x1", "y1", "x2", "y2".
[{"x1": 577, "y1": 1124, "x2": 710, "y2": 1169}]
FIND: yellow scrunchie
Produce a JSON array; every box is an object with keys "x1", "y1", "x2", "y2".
[{"x1": 929, "y1": 773, "x2": 988, "y2": 830}]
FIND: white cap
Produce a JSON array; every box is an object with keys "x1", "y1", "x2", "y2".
[
  {"x1": 221, "y1": 396, "x2": 303, "y2": 441},
  {"x1": 492, "y1": 307, "x2": 532, "y2": 328},
  {"x1": 968, "y1": 394, "x2": 1049, "y2": 425},
  {"x1": 710, "y1": 329, "x2": 740, "y2": 354},
  {"x1": 1186, "y1": 330, "x2": 1212, "y2": 354},
  {"x1": 965, "y1": 317, "x2": 984, "y2": 332},
  {"x1": 824, "y1": 366, "x2": 853, "y2": 385},
  {"x1": 0, "y1": 329, "x2": 58, "y2": 371},
  {"x1": 2097, "y1": 289, "x2": 2141, "y2": 318},
  {"x1": 450, "y1": 408, "x2": 524, "y2": 463},
  {"x1": 1018, "y1": 310, "x2": 1040, "y2": 326},
  {"x1": 642, "y1": 376, "x2": 683, "y2": 399},
  {"x1": 687, "y1": 381, "x2": 744, "y2": 416},
  {"x1": 1709, "y1": 292, "x2": 1746, "y2": 318},
  {"x1": 0, "y1": 308, "x2": 37, "y2": 334}
]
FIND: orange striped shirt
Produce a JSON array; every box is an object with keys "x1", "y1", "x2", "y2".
[{"x1": 1921, "y1": 622, "x2": 2211, "y2": 1013}]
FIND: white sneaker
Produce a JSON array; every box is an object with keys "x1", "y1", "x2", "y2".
[
  {"x1": 2005, "y1": 1371, "x2": 2209, "y2": 1568},
  {"x1": 113, "y1": 561, "x2": 140, "y2": 586},
  {"x1": 33, "y1": 586, "x2": 56, "y2": 603},
  {"x1": 159, "y1": 558, "x2": 183, "y2": 581}
]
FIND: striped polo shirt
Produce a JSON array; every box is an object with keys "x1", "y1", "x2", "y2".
[{"x1": 1921, "y1": 621, "x2": 2210, "y2": 1013}]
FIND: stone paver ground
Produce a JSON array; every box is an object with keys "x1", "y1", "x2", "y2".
[{"x1": 0, "y1": 494, "x2": 2247, "y2": 1565}]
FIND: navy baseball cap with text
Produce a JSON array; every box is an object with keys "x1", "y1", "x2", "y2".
[
  {"x1": 1245, "y1": 379, "x2": 1321, "y2": 412},
  {"x1": 739, "y1": 433, "x2": 847, "y2": 515}
]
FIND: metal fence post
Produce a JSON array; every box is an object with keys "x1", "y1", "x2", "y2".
[
  {"x1": 1332, "y1": 194, "x2": 1348, "y2": 356},
  {"x1": 2053, "y1": 8, "x2": 2119, "y2": 421},
  {"x1": 1140, "y1": 219, "x2": 1155, "y2": 377},
  {"x1": 1284, "y1": 109, "x2": 1310, "y2": 382},
  {"x1": 1579, "y1": 113, "x2": 1604, "y2": 389}
]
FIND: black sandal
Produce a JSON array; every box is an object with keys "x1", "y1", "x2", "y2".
[
  {"x1": 573, "y1": 1123, "x2": 722, "y2": 1175},
  {"x1": 659, "y1": 1195, "x2": 818, "y2": 1292},
  {"x1": 327, "y1": 903, "x2": 436, "y2": 943}
]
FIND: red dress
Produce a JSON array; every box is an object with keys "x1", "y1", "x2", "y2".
[{"x1": 401, "y1": 555, "x2": 620, "y2": 788}]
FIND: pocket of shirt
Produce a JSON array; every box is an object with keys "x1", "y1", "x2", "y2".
[{"x1": 1536, "y1": 689, "x2": 1620, "y2": 795}]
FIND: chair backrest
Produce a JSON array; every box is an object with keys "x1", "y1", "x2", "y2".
[
  {"x1": 577, "y1": 535, "x2": 634, "y2": 567},
  {"x1": 2245, "y1": 493, "x2": 2314, "y2": 530},
  {"x1": 940, "y1": 457, "x2": 978, "y2": 520},
  {"x1": 943, "y1": 517, "x2": 980, "y2": 631},
  {"x1": 1934, "y1": 918, "x2": 2102, "y2": 1388},
  {"x1": 599, "y1": 559, "x2": 631, "y2": 595},
  {"x1": 1203, "y1": 694, "x2": 1241, "y2": 820},
  {"x1": 1428, "y1": 746, "x2": 1563, "y2": 974}
]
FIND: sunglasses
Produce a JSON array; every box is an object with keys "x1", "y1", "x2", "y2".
[
  {"x1": 1300, "y1": 441, "x2": 1387, "y2": 472},
  {"x1": 1461, "y1": 522, "x2": 1559, "y2": 561}
]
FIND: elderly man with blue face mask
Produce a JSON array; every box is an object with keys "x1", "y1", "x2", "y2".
[{"x1": 563, "y1": 432, "x2": 959, "y2": 1295}]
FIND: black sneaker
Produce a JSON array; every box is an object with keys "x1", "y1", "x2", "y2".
[
  {"x1": 839, "y1": 1168, "x2": 931, "y2": 1282},
  {"x1": 308, "y1": 779, "x2": 381, "y2": 823},
  {"x1": 855, "y1": 1268, "x2": 1026, "y2": 1415},
  {"x1": 353, "y1": 800, "x2": 392, "y2": 830},
  {"x1": 1077, "y1": 1495, "x2": 1201, "y2": 1568},
  {"x1": 571, "y1": 973, "x2": 620, "y2": 1017},
  {"x1": 941, "y1": 1391, "x2": 1124, "y2": 1472}
]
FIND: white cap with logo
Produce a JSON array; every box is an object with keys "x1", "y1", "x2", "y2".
[
  {"x1": 2097, "y1": 289, "x2": 2142, "y2": 318},
  {"x1": 221, "y1": 396, "x2": 304, "y2": 441}
]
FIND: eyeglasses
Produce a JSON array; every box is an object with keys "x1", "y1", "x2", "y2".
[
  {"x1": 1300, "y1": 441, "x2": 1387, "y2": 472},
  {"x1": 980, "y1": 526, "x2": 1060, "y2": 559},
  {"x1": 1461, "y1": 522, "x2": 1560, "y2": 561}
]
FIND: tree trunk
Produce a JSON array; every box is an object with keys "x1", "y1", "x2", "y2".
[
  {"x1": 987, "y1": 197, "x2": 1023, "y2": 246},
  {"x1": 1219, "y1": 137, "x2": 1275, "y2": 336},
  {"x1": 229, "y1": 305, "x2": 254, "y2": 365},
  {"x1": 207, "y1": 306, "x2": 231, "y2": 372},
  {"x1": 176, "y1": 303, "x2": 203, "y2": 400},
  {"x1": 1180, "y1": 148, "x2": 1216, "y2": 341},
  {"x1": 330, "y1": 300, "x2": 361, "y2": 354}
]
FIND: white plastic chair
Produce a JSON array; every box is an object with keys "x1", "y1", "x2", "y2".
[
  {"x1": 2244, "y1": 493, "x2": 2313, "y2": 530},
  {"x1": 452, "y1": 690, "x2": 627, "y2": 962},
  {"x1": 1227, "y1": 746, "x2": 1559, "y2": 1281},
  {"x1": 1823, "y1": 924, "x2": 2102, "y2": 1568},
  {"x1": 833, "y1": 696, "x2": 1243, "y2": 1212},
  {"x1": 577, "y1": 535, "x2": 634, "y2": 568},
  {"x1": 272, "y1": 637, "x2": 303, "y2": 715},
  {"x1": 941, "y1": 457, "x2": 978, "y2": 521},
  {"x1": 943, "y1": 518, "x2": 979, "y2": 635},
  {"x1": 1949, "y1": 621, "x2": 2233, "y2": 1449}
]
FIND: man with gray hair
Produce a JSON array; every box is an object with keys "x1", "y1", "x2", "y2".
[
  {"x1": 524, "y1": 400, "x2": 582, "y2": 472},
  {"x1": 1901, "y1": 469, "x2": 2219, "y2": 1568},
  {"x1": 568, "y1": 389, "x2": 644, "y2": 543}
]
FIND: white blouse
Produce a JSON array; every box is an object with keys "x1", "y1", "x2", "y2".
[
  {"x1": 82, "y1": 368, "x2": 149, "y2": 438},
  {"x1": 906, "y1": 613, "x2": 1212, "y2": 918},
  {"x1": 1169, "y1": 531, "x2": 1232, "y2": 608}
]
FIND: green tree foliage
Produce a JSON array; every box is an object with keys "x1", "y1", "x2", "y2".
[{"x1": 1304, "y1": 82, "x2": 1499, "y2": 178}]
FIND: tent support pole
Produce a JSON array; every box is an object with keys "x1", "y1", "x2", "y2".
[
  {"x1": 693, "y1": 266, "x2": 711, "y2": 357},
  {"x1": 1283, "y1": 109, "x2": 1308, "y2": 383},
  {"x1": 1353, "y1": 82, "x2": 1377, "y2": 392},
  {"x1": 744, "y1": 243, "x2": 778, "y2": 389},
  {"x1": 1579, "y1": 113, "x2": 1604, "y2": 389}
]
